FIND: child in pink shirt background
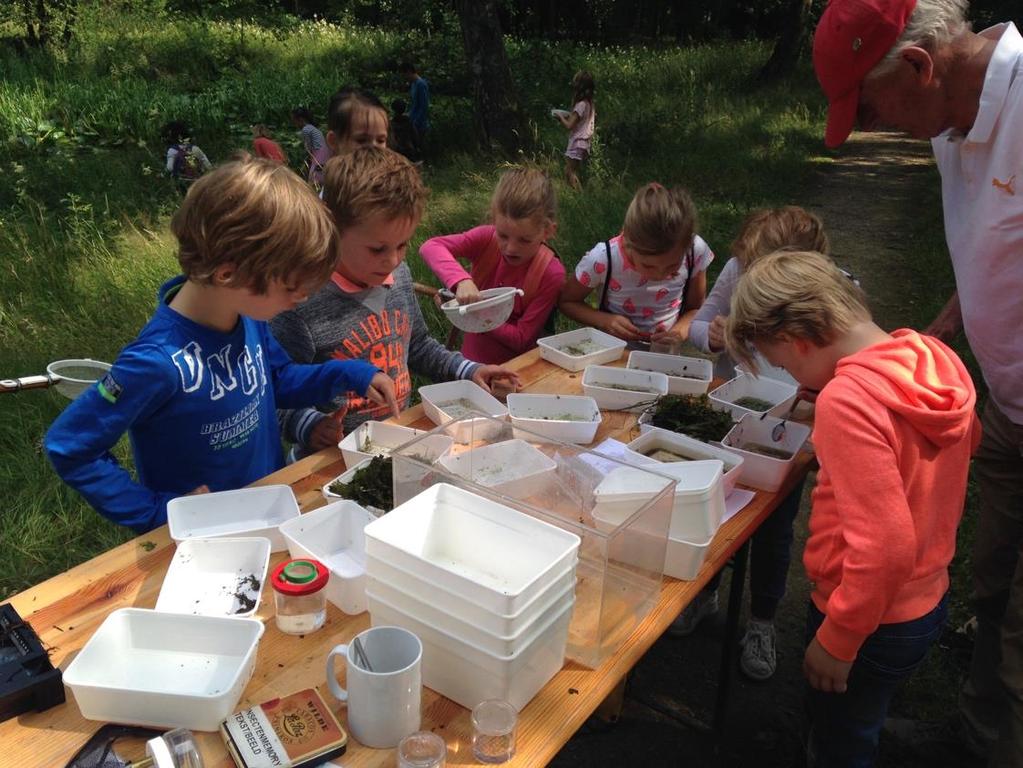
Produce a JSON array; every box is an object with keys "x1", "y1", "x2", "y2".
[
  {"x1": 555, "y1": 70, "x2": 595, "y2": 190},
  {"x1": 419, "y1": 167, "x2": 565, "y2": 365},
  {"x1": 559, "y1": 182, "x2": 711, "y2": 347}
]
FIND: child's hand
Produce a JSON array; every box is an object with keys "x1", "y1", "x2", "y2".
[
  {"x1": 186, "y1": 484, "x2": 210, "y2": 496},
  {"x1": 602, "y1": 314, "x2": 645, "y2": 342},
  {"x1": 707, "y1": 315, "x2": 727, "y2": 352},
  {"x1": 471, "y1": 366, "x2": 522, "y2": 395},
  {"x1": 308, "y1": 404, "x2": 349, "y2": 452},
  {"x1": 455, "y1": 279, "x2": 481, "y2": 305},
  {"x1": 803, "y1": 637, "x2": 853, "y2": 693},
  {"x1": 650, "y1": 326, "x2": 685, "y2": 345},
  {"x1": 365, "y1": 372, "x2": 400, "y2": 419}
]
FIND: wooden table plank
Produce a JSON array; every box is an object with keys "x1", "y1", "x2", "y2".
[{"x1": 2, "y1": 349, "x2": 813, "y2": 768}]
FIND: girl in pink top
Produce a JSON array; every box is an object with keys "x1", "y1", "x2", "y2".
[
  {"x1": 554, "y1": 70, "x2": 595, "y2": 190},
  {"x1": 420, "y1": 167, "x2": 565, "y2": 365},
  {"x1": 559, "y1": 183, "x2": 711, "y2": 347}
]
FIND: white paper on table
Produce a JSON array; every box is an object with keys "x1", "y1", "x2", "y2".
[
  {"x1": 721, "y1": 489, "x2": 756, "y2": 525},
  {"x1": 578, "y1": 437, "x2": 651, "y2": 475}
]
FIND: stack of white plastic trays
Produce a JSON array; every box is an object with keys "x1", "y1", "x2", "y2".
[{"x1": 363, "y1": 482, "x2": 581, "y2": 711}]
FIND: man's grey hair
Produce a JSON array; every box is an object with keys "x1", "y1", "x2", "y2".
[{"x1": 873, "y1": 0, "x2": 971, "y2": 76}]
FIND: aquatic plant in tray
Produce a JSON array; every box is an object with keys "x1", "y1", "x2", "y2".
[
  {"x1": 646, "y1": 394, "x2": 735, "y2": 443},
  {"x1": 328, "y1": 456, "x2": 393, "y2": 512}
]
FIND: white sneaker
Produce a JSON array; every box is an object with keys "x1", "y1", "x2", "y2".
[
  {"x1": 740, "y1": 619, "x2": 777, "y2": 680},
  {"x1": 669, "y1": 589, "x2": 719, "y2": 636}
]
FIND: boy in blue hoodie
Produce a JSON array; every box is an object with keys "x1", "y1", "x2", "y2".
[{"x1": 45, "y1": 155, "x2": 397, "y2": 532}]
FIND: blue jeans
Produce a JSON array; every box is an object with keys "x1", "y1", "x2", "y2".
[{"x1": 805, "y1": 593, "x2": 949, "y2": 767}]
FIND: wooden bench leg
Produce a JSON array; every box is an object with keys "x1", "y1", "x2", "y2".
[{"x1": 594, "y1": 675, "x2": 628, "y2": 723}]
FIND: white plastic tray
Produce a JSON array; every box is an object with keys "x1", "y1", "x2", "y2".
[
  {"x1": 627, "y1": 351, "x2": 713, "y2": 396},
  {"x1": 721, "y1": 413, "x2": 812, "y2": 492},
  {"x1": 369, "y1": 590, "x2": 571, "y2": 711},
  {"x1": 506, "y1": 393, "x2": 602, "y2": 444},
  {"x1": 664, "y1": 531, "x2": 715, "y2": 580},
  {"x1": 625, "y1": 426, "x2": 745, "y2": 497},
  {"x1": 437, "y1": 439, "x2": 557, "y2": 497},
  {"x1": 708, "y1": 372, "x2": 798, "y2": 421},
  {"x1": 166, "y1": 484, "x2": 299, "y2": 552},
  {"x1": 338, "y1": 421, "x2": 427, "y2": 470},
  {"x1": 418, "y1": 380, "x2": 508, "y2": 443},
  {"x1": 582, "y1": 365, "x2": 668, "y2": 412},
  {"x1": 537, "y1": 328, "x2": 626, "y2": 372},
  {"x1": 364, "y1": 483, "x2": 580, "y2": 614},
  {"x1": 155, "y1": 537, "x2": 271, "y2": 618},
  {"x1": 63, "y1": 608, "x2": 264, "y2": 731},
  {"x1": 279, "y1": 500, "x2": 374, "y2": 615}
]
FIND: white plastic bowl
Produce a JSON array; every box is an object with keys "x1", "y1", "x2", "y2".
[
  {"x1": 506, "y1": 393, "x2": 603, "y2": 444},
  {"x1": 441, "y1": 287, "x2": 522, "y2": 333},
  {"x1": 63, "y1": 608, "x2": 264, "y2": 731},
  {"x1": 364, "y1": 483, "x2": 580, "y2": 614},
  {"x1": 720, "y1": 413, "x2": 812, "y2": 492},
  {"x1": 537, "y1": 328, "x2": 627, "y2": 372},
  {"x1": 437, "y1": 439, "x2": 558, "y2": 497},
  {"x1": 708, "y1": 372, "x2": 798, "y2": 421},
  {"x1": 418, "y1": 380, "x2": 508, "y2": 443},
  {"x1": 625, "y1": 427, "x2": 745, "y2": 497},
  {"x1": 155, "y1": 537, "x2": 271, "y2": 618},
  {"x1": 280, "y1": 500, "x2": 374, "y2": 615},
  {"x1": 582, "y1": 365, "x2": 668, "y2": 412},
  {"x1": 338, "y1": 421, "x2": 427, "y2": 470},
  {"x1": 626, "y1": 351, "x2": 713, "y2": 396},
  {"x1": 167, "y1": 485, "x2": 300, "y2": 552},
  {"x1": 664, "y1": 532, "x2": 715, "y2": 580}
]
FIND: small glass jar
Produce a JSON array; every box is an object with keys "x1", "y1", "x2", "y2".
[
  {"x1": 271, "y1": 558, "x2": 328, "y2": 635},
  {"x1": 471, "y1": 699, "x2": 517, "y2": 763}
]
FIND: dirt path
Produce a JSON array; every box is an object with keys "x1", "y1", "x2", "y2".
[{"x1": 551, "y1": 131, "x2": 942, "y2": 768}]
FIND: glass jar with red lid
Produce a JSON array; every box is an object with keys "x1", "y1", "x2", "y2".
[{"x1": 271, "y1": 558, "x2": 329, "y2": 635}]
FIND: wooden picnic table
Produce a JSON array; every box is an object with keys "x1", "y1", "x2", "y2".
[{"x1": 3, "y1": 347, "x2": 813, "y2": 768}]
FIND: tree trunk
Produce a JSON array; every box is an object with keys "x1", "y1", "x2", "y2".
[
  {"x1": 759, "y1": 0, "x2": 813, "y2": 81},
  {"x1": 453, "y1": 0, "x2": 524, "y2": 154}
]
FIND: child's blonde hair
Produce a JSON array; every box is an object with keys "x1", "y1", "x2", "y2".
[
  {"x1": 732, "y1": 206, "x2": 830, "y2": 270},
  {"x1": 623, "y1": 183, "x2": 696, "y2": 257},
  {"x1": 252, "y1": 123, "x2": 272, "y2": 138},
  {"x1": 725, "y1": 250, "x2": 870, "y2": 371},
  {"x1": 323, "y1": 146, "x2": 427, "y2": 230},
  {"x1": 171, "y1": 153, "x2": 336, "y2": 293},
  {"x1": 491, "y1": 167, "x2": 557, "y2": 228}
]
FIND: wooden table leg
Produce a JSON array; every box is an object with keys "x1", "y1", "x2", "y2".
[
  {"x1": 714, "y1": 539, "x2": 750, "y2": 742},
  {"x1": 594, "y1": 675, "x2": 628, "y2": 724}
]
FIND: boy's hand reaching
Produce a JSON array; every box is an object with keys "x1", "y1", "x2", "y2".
[
  {"x1": 308, "y1": 404, "x2": 349, "y2": 452},
  {"x1": 803, "y1": 637, "x2": 853, "y2": 693},
  {"x1": 454, "y1": 279, "x2": 481, "y2": 305},
  {"x1": 471, "y1": 366, "x2": 522, "y2": 396},
  {"x1": 707, "y1": 315, "x2": 727, "y2": 352},
  {"x1": 365, "y1": 372, "x2": 400, "y2": 419}
]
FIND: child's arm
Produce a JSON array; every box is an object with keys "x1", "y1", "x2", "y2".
[
  {"x1": 407, "y1": 286, "x2": 481, "y2": 383},
  {"x1": 44, "y1": 347, "x2": 183, "y2": 532},
  {"x1": 165, "y1": 147, "x2": 177, "y2": 175},
  {"x1": 194, "y1": 146, "x2": 213, "y2": 172},
  {"x1": 486, "y1": 260, "x2": 565, "y2": 355},
  {"x1": 651, "y1": 271, "x2": 707, "y2": 344},
  {"x1": 556, "y1": 112, "x2": 581, "y2": 131},
  {"x1": 810, "y1": 385, "x2": 918, "y2": 665},
  {"x1": 559, "y1": 274, "x2": 645, "y2": 342},
  {"x1": 419, "y1": 225, "x2": 495, "y2": 304},
  {"x1": 689, "y1": 258, "x2": 741, "y2": 353},
  {"x1": 269, "y1": 311, "x2": 337, "y2": 450}
]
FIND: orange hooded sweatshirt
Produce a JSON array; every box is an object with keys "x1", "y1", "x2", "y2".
[{"x1": 807, "y1": 329, "x2": 980, "y2": 662}]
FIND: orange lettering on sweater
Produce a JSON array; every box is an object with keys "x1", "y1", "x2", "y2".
[{"x1": 992, "y1": 175, "x2": 1016, "y2": 195}]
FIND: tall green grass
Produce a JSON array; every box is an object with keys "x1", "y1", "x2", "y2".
[{"x1": 3, "y1": 8, "x2": 830, "y2": 598}]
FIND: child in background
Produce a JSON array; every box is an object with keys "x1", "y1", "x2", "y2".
[
  {"x1": 251, "y1": 124, "x2": 287, "y2": 165},
  {"x1": 559, "y1": 182, "x2": 711, "y2": 348},
  {"x1": 162, "y1": 120, "x2": 212, "y2": 187},
  {"x1": 388, "y1": 99, "x2": 420, "y2": 162},
  {"x1": 676, "y1": 207, "x2": 830, "y2": 682},
  {"x1": 419, "y1": 167, "x2": 565, "y2": 365},
  {"x1": 325, "y1": 87, "x2": 389, "y2": 156},
  {"x1": 554, "y1": 70, "x2": 595, "y2": 190},
  {"x1": 399, "y1": 62, "x2": 430, "y2": 151},
  {"x1": 726, "y1": 250, "x2": 979, "y2": 766},
  {"x1": 45, "y1": 156, "x2": 396, "y2": 532},
  {"x1": 272, "y1": 147, "x2": 520, "y2": 457},
  {"x1": 290, "y1": 107, "x2": 330, "y2": 187}
]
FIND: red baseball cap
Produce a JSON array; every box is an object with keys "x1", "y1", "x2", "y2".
[{"x1": 813, "y1": 0, "x2": 917, "y2": 147}]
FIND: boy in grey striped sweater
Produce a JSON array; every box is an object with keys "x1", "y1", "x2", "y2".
[{"x1": 272, "y1": 147, "x2": 519, "y2": 458}]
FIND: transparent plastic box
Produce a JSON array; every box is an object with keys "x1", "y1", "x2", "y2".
[{"x1": 390, "y1": 415, "x2": 676, "y2": 669}]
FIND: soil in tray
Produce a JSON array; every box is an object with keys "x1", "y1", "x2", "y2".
[
  {"x1": 739, "y1": 442, "x2": 794, "y2": 460},
  {"x1": 558, "y1": 340, "x2": 603, "y2": 356},
  {"x1": 597, "y1": 382, "x2": 661, "y2": 393},
  {"x1": 732, "y1": 396, "x2": 775, "y2": 412},
  {"x1": 633, "y1": 365, "x2": 705, "y2": 380},
  {"x1": 435, "y1": 398, "x2": 481, "y2": 419},
  {"x1": 535, "y1": 413, "x2": 594, "y2": 421}
]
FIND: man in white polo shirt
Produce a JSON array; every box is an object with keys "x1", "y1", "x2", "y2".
[{"x1": 813, "y1": 1, "x2": 1023, "y2": 765}]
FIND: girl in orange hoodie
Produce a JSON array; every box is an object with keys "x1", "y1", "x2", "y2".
[{"x1": 726, "y1": 250, "x2": 980, "y2": 767}]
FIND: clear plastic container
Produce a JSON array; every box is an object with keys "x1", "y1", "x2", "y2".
[
  {"x1": 472, "y1": 699, "x2": 517, "y2": 763},
  {"x1": 271, "y1": 558, "x2": 329, "y2": 635},
  {"x1": 398, "y1": 731, "x2": 446, "y2": 767}
]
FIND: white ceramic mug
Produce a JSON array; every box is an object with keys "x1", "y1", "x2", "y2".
[{"x1": 326, "y1": 625, "x2": 422, "y2": 748}]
